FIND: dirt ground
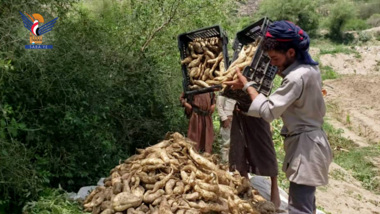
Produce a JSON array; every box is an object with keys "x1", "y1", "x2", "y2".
[
  {"x1": 315, "y1": 43, "x2": 380, "y2": 213},
  {"x1": 324, "y1": 75, "x2": 380, "y2": 143},
  {"x1": 235, "y1": 0, "x2": 380, "y2": 210},
  {"x1": 320, "y1": 46, "x2": 380, "y2": 75},
  {"x1": 316, "y1": 163, "x2": 380, "y2": 214}
]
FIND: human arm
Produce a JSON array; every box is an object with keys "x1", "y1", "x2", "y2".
[
  {"x1": 225, "y1": 68, "x2": 303, "y2": 123},
  {"x1": 224, "y1": 68, "x2": 259, "y2": 101},
  {"x1": 210, "y1": 104, "x2": 216, "y2": 114},
  {"x1": 180, "y1": 92, "x2": 192, "y2": 115},
  {"x1": 247, "y1": 75, "x2": 303, "y2": 122}
]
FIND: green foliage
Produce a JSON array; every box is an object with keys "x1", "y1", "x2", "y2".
[
  {"x1": 327, "y1": 0, "x2": 357, "y2": 41},
  {"x1": 0, "y1": 138, "x2": 48, "y2": 213},
  {"x1": 367, "y1": 14, "x2": 380, "y2": 27},
  {"x1": 0, "y1": 0, "x2": 234, "y2": 211},
  {"x1": 315, "y1": 39, "x2": 360, "y2": 58},
  {"x1": 322, "y1": 121, "x2": 357, "y2": 151},
  {"x1": 334, "y1": 146, "x2": 380, "y2": 193},
  {"x1": 22, "y1": 189, "x2": 84, "y2": 214},
  {"x1": 375, "y1": 31, "x2": 380, "y2": 41},
  {"x1": 358, "y1": 31, "x2": 372, "y2": 42},
  {"x1": 324, "y1": 115, "x2": 380, "y2": 194},
  {"x1": 257, "y1": 0, "x2": 320, "y2": 36},
  {"x1": 320, "y1": 66, "x2": 339, "y2": 80},
  {"x1": 344, "y1": 18, "x2": 370, "y2": 31},
  {"x1": 358, "y1": 0, "x2": 380, "y2": 19}
]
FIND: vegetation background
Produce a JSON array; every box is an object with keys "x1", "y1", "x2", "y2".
[{"x1": 0, "y1": 0, "x2": 379, "y2": 213}]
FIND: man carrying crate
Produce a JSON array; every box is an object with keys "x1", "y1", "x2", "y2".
[{"x1": 226, "y1": 21, "x2": 333, "y2": 214}]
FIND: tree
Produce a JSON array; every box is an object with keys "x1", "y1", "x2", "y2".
[
  {"x1": 0, "y1": 0, "x2": 233, "y2": 212},
  {"x1": 257, "y1": 0, "x2": 320, "y2": 36},
  {"x1": 327, "y1": 0, "x2": 356, "y2": 41}
]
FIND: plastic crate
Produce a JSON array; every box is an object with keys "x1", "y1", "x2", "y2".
[
  {"x1": 178, "y1": 25, "x2": 229, "y2": 96},
  {"x1": 223, "y1": 17, "x2": 277, "y2": 104}
]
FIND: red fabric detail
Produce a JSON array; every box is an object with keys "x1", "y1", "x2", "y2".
[{"x1": 265, "y1": 31, "x2": 273, "y2": 38}]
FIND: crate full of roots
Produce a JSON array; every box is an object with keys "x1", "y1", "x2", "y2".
[
  {"x1": 222, "y1": 17, "x2": 278, "y2": 109},
  {"x1": 83, "y1": 132, "x2": 276, "y2": 214},
  {"x1": 178, "y1": 25, "x2": 229, "y2": 96}
]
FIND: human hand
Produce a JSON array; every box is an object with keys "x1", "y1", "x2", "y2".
[
  {"x1": 210, "y1": 104, "x2": 215, "y2": 114},
  {"x1": 224, "y1": 68, "x2": 248, "y2": 90},
  {"x1": 222, "y1": 119, "x2": 231, "y2": 128},
  {"x1": 184, "y1": 103, "x2": 192, "y2": 115}
]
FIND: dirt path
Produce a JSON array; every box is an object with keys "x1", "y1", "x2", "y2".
[
  {"x1": 315, "y1": 44, "x2": 380, "y2": 213},
  {"x1": 320, "y1": 46, "x2": 380, "y2": 75},
  {"x1": 316, "y1": 163, "x2": 380, "y2": 214},
  {"x1": 324, "y1": 115, "x2": 369, "y2": 147},
  {"x1": 324, "y1": 74, "x2": 380, "y2": 144}
]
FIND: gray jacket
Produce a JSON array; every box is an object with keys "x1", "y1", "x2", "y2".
[{"x1": 247, "y1": 61, "x2": 333, "y2": 186}]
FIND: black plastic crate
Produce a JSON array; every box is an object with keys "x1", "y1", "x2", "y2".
[
  {"x1": 223, "y1": 17, "x2": 277, "y2": 101},
  {"x1": 178, "y1": 25, "x2": 229, "y2": 96}
]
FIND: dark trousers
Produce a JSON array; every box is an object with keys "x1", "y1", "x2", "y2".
[{"x1": 289, "y1": 182, "x2": 316, "y2": 214}]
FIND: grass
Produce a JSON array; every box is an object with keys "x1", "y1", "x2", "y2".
[
  {"x1": 319, "y1": 46, "x2": 360, "y2": 57},
  {"x1": 320, "y1": 65, "x2": 339, "y2": 80},
  {"x1": 334, "y1": 146, "x2": 380, "y2": 194},
  {"x1": 317, "y1": 206, "x2": 332, "y2": 214},
  {"x1": 311, "y1": 39, "x2": 361, "y2": 58},
  {"x1": 22, "y1": 189, "x2": 84, "y2": 214},
  {"x1": 323, "y1": 121, "x2": 380, "y2": 194},
  {"x1": 330, "y1": 168, "x2": 349, "y2": 181},
  {"x1": 273, "y1": 119, "x2": 380, "y2": 194},
  {"x1": 323, "y1": 121, "x2": 357, "y2": 151}
]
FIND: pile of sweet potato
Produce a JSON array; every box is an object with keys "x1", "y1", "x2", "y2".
[{"x1": 83, "y1": 133, "x2": 275, "y2": 214}]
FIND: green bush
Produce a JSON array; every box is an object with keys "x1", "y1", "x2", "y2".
[
  {"x1": 320, "y1": 65, "x2": 339, "y2": 80},
  {"x1": 327, "y1": 0, "x2": 356, "y2": 41},
  {"x1": 358, "y1": 31, "x2": 372, "y2": 42},
  {"x1": 344, "y1": 18, "x2": 370, "y2": 31},
  {"x1": 0, "y1": 138, "x2": 48, "y2": 213},
  {"x1": 367, "y1": 13, "x2": 380, "y2": 27},
  {"x1": 22, "y1": 189, "x2": 84, "y2": 214},
  {"x1": 375, "y1": 31, "x2": 380, "y2": 41},
  {"x1": 359, "y1": 0, "x2": 380, "y2": 19},
  {"x1": 257, "y1": 0, "x2": 320, "y2": 36},
  {"x1": 0, "y1": 0, "x2": 233, "y2": 212}
]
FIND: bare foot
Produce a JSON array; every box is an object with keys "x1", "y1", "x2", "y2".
[{"x1": 271, "y1": 190, "x2": 281, "y2": 209}]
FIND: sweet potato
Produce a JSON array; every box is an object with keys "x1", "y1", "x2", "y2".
[{"x1": 112, "y1": 192, "x2": 142, "y2": 211}]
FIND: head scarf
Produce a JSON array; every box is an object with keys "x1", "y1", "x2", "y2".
[{"x1": 265, "y1": 20, "x2": 318, "y2": 65}]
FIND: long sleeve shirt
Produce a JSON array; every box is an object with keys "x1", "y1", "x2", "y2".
[
  {"x1": 246, "y1": 61, "x2": 332, "y2": 186},
  {"x1": 217, "y1": 95, "x2": 236, "y2": 121},
  {"x1": 247, "y1": 61, "x2": 326, "y2": 136}
]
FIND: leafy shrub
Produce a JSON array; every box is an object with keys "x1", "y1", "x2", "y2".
[
  {"x1": 22, "y1": 189, "x2": 84, "y2": 214},
  {"x1": 257, "y1": 0, "x2": 320, "y2": 36},
  {"x1": 344, "y1": 18, "x2": 370, "y2": 31},
  {"x1": 359, "y1": 1, "x2": 380, "y2": 19},
  {"x1": 375, "y1": 31, "x2": 380, "y2": 41},
  {"x1": 0, "y1": 0, "x2": 233, "y2": 212},
  {"x1": 358, "y1": 31, "x2": 372, "y2": 42},
  {"x1": 367, "y1": 13, "x2": 380, "y2": 27},
  {"x1": 327, "y1": 0, "x2": 356, "y2": 41}
]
